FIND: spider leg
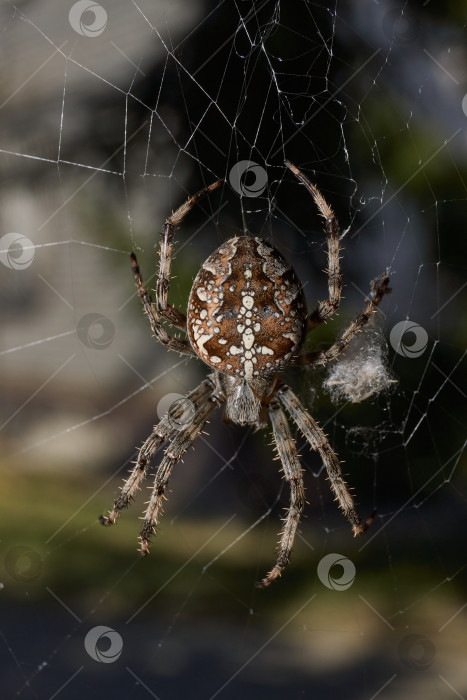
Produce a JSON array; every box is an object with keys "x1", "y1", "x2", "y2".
[
  {"x1": 156, "y1": 179, "x2": 224, "y2": 329},
  {"x1": 131, "y1": 252, "x2": 195, "y2": 356},
  {"x1": 139, "y1": 379, "x2": 225, "y2": 555},
  {"x1": 295, "y1": 271, "x2": 390, "y2": 367},
  {"x1": 257, "y1": 397, "x2": 306, "y2": 588},
  {"x1": 286, "y1": 161, "x2": 342, "y2": 332},
  {"x1": 277, "y1": 384, "x2": 374, "y2": 537},
  {"x1": 100, "y1": 378, "x2": 214, "y2": 527}
]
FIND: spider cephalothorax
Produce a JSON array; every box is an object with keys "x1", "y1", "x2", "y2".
[{"x1": 101, "y1": 161, "x2": 390, "y2": 587}]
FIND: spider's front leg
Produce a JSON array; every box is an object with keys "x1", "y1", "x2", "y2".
[
  {"x1": 139, "y1": 381, "x2": 225, "y2": 555},
  {"x1": 278, "y1": 384, "x2": 375, "y2": 537},
  {"x1": 257, "y1": 397, "x2": 306, "y2": 588},
  {"x1": 100, "y1": 378, "x2": 214, "y2": 528}
]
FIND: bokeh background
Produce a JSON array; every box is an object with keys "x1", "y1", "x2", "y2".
[{"x1": 1, "y1": 1, "x2": 466, "y2": 698}]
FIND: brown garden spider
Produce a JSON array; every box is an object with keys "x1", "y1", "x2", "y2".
[{"x1": 100, "y1": 161, "x2": 390, "y2": 587}]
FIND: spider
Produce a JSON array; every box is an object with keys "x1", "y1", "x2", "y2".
[{"x1": 100, "y1": 161, "x2": 390, "y2": 587}]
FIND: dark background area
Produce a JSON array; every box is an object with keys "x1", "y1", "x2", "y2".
[{"x1": 1, "y1": 0, "x2": 466, "y2": 698}]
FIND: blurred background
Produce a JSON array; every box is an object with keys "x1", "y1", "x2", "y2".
[{"x1": 0, "y1": 0, "x2": 466, "y2": 698}]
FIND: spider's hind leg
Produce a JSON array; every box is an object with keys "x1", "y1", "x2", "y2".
[
  {"x1": 285, "y1": 160, "x2": 343, "y2": 331},
  {"x1": 156, "y1": 179, "x2": 224, "y2": 323},
  {"x1": 130, "y1": 252, "x2": 195, "y2": 356},
  {"x1": 296, "y1": 271, "x2": 390, "y2": 367}
]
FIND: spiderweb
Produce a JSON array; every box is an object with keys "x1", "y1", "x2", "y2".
[{"x1": 1, "y1": 1, "x2": 466, "y2": 698}]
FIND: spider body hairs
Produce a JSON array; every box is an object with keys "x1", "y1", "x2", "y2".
[{"x1": 100, "y1": 161, "x2": 390, "y2": 588}]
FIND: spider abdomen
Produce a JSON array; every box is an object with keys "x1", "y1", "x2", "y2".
[{"x1": 187, "y1": 236, "x2": 307, "y2": 378}]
